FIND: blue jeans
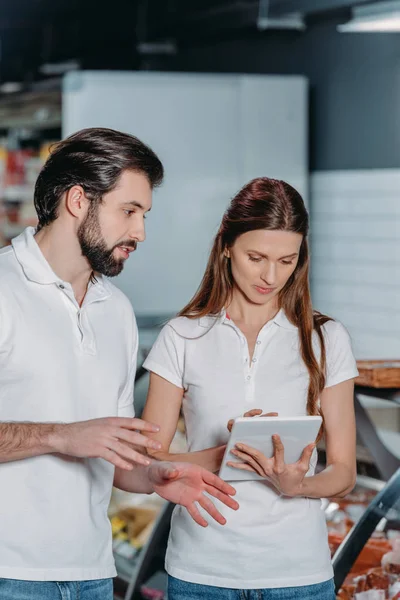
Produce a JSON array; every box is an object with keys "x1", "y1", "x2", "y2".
[
  {"x1": 0, "y1": 578, "x2": 113, "y2": 600},
  {"x1": 168, "y1": 576, "x2": 336, "y2": 600}
]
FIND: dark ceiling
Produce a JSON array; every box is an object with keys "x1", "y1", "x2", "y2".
[{"x1": 0, "y1": 0, "x2": 388, "y2": 84}]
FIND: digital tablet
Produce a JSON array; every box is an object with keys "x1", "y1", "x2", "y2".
[{"x1": 219, "y1": 416, "x2": 322, "y2": 482}]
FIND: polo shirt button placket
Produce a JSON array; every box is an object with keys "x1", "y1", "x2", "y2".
[{"x1": 77, "y1": 310, "x2": 84, "y2": 340}]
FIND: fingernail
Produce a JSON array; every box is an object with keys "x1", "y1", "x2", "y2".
[
  {"x1": 152, "y1": 442, "x2": 162, "y2": 449},
  {"x1": 236, "y1": 444, "x2": 243, "y2": 450}
]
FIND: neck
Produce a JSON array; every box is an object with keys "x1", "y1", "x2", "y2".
[
  {"x1": 34, "y1": 221, "x2": 93, "y2": 303},
  {"x1": 226, "y1": 289, "x2": 280, "y2": 327}
]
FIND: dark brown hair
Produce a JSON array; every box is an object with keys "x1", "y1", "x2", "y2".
[
  {"x1": 179, "y1": 177, "x2": 332, "y2": 425},
  {"x1": 34, "y1": 127, "x2": 164, "y2": 231}
]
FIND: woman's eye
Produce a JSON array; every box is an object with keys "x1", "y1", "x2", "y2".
[
  {"x1": 249, "y1": 256, "x2": 262, "y2": 262},
  {"x1": 281, "y1": 260, "x2": 294, "y2": 266}
]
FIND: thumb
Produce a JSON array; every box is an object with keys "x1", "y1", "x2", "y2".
[
  {"x1": 159, "y1": 463, "x2": 179, "y2": 481},
  {"x1": 300, "y1": 443, "x2": 315, "y2": 467}
]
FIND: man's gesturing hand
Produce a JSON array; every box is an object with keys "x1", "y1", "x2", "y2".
[
  {"x1": 148, "y1": 462, "x2": 239, "y2": 527},
  {"x1": 51, "y1": 417, "x2": 162, "y2": 469}
]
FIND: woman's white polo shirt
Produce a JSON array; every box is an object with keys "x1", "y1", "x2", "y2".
[{"x1": 143, "y1": 311, "x2": 358, "y2": 589}]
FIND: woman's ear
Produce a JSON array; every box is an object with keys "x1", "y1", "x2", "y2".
[{"x1": 224, "y1": 248, "x2": 230, "y2": 259}]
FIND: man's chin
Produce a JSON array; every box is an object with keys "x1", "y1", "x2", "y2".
[{"x1": 91, "y1": 260, "x2": 124, "y2": 278}]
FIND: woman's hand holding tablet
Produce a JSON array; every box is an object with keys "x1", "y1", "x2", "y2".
[
  {"x1": 219, "y1": 414, "x2": 322, "y2": 492},
  {"x1": 227, "y1": 433, "x2": 316, "y2": 496}
]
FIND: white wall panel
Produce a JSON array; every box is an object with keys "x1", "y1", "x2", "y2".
[
  {"x1": 311, "y1": 169, "x2": 400, "y2": 360},
  {"x1": 63, "y1": 71, "x2": 307, "y2": 315}
]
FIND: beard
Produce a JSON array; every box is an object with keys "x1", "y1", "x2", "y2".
[{"x1": 77, "y1": 202, "x2": 136, "y2": 277}]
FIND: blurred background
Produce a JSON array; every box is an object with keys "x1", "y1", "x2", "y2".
[{"x1": 0, "y1": 1, "x2": 399, "y2": 598}]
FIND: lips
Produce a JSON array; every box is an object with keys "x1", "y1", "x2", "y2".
[
  {"x1": 254, "y1": 285, "x2": 276, "y2": 295},
  {"x1": 116, "y1": 246, "x2": 136, "y2": 259}
]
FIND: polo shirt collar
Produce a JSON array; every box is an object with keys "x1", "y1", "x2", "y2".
[
  {"x1": 198, "y1": 307, "x2": 298, "y2": 331},
  {"x1": 272, "y1": 309, "x2": 298, "y2": 331},
  {"x1": 198, "y1": 314, "x2": 221, "y2": 329},
  {"x1": 12, "y1": 227, "x2": 112, "y2": 301},
  {"x1": 12, "y1": 227, "x2": 59, "y2": 285}
]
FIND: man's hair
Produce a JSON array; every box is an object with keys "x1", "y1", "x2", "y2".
[{"x1": 34, "y1": 127, "x2": 164, "y2": 230}]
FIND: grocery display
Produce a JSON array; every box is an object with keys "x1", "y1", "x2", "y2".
[
  {"x1": 0, "y1": 138, "x2": 57, "y2": 247},
  {"x1": 330, "y1": 471, "x2": 400, "y2": 599}
]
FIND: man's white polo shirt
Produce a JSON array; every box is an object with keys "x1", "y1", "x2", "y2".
[{"x1": 0, "y1": 227, "x2": 137, "y2": 581}]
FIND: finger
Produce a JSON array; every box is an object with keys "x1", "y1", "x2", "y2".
[
  {"x1": 202, "y1": 471, "x2": 237, "y2": 496},
  {"x1": 186, "y1": 502, "x2": 208, "y2": 528},
  {"x1": 227, "y1": 419, "x2": 234, "y2": 432},
  {"x1": 204, "y1": 485, "x2": 239, "y2": 511},
  {"x1": 235, "y1": 443, "x2": 265, "y2": 463},
  {"x1": 262, "y1": 412, "x2": 279, "y2": 417},
  {"x1": 112, "y1": 417, "x2": 160, "y2": 433},
  {"x1": 101, "y1": 448, "x2": 135, "y2": 471},
  {"x1": 198, "y1": 495, "x2": 227, "y2": 525},
  {"x1": 244, "y1": 409, "x2": 263, "y2": 418},
  {"x1": 226, "y1": 461, "x2": 258, "y2": 473},
  {"x1": 299, "y1": 443, "x2": 315, "y2": 470},
  {"x1": 115, "y1": 428, "x2": 162, "y2": 452},
  {"x1": 107, "y1": 440, "x2": 151, "y2": 466},
  {"x1": 230, "y1": 449, "x2": 265, "y2": 477},
  {"x1": 272, "y1": 435, "x2": 285, "y2": 470}
]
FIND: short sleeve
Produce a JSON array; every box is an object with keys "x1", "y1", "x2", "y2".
[
  {"x1": 117, "y1": 318, "x2": 138, "y2": 418},
  {"x1": 143, "y1": 323, "x2": 185, "y2": 389},
  {"x1": 323, "y1": 321, "x2": 359, "y2": 388}
]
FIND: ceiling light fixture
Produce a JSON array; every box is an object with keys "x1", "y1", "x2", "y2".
[
  {"x1": 257, "y1": 0, "x2": 305, "y2": 31},
  {"x1": 338, "y1": 0, "x2": 400, "y2": 32},
  {"x1": 0, "y1": 82, "x2": 23, "y2": 94}
]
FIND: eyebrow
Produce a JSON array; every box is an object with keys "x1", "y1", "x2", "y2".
[
  {"x1": 248, "y1": 250, "x2": 299, "y2": 260},
  {"x1": 123, "y1": 200, "x2": 151, "y2": 212}
]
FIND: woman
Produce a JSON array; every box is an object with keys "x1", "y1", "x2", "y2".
[{"x1": 142, "y1": 178, "x2": 358, "y2": 599}]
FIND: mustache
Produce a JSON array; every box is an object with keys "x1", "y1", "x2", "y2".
[{"x1": 114, "y1": 240, "x2": 138, "y2": 252}]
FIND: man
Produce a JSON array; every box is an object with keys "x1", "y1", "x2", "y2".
[{"x1": 0, "y1": 128, "x2": 238, "y2": 599}]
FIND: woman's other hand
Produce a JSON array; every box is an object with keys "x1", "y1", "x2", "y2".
[{"x1": 227, "y1": 409, "x2": 278, "y2": 433}]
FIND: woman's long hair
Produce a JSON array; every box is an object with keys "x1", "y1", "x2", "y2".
[{"x1": 179, "y1": 177, "x2": 332, "y2": 423}]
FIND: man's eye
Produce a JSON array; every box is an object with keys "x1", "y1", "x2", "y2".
[{"x1": 124, "y1": 210, "x2": 134, "y2": 216}]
